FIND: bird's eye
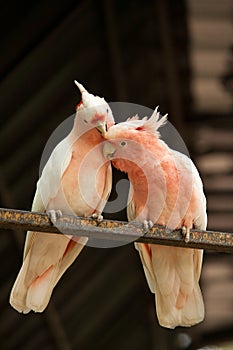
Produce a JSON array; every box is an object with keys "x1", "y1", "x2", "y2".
[
  {"x1": 83, "y1": 119, "x2": 88, "y2": 124},
  {"x1": 106, "y1": 108, "x2": 109, "y2": 114},
  {"x1": 120, "y1": 141, "x2": 127, "y2": 147}
]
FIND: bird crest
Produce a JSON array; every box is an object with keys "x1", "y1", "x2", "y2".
[
  {"x1": 113, "y1": 107, "x2": 168, "y2": 137},
  {"x1": 143, "y1": 106, "x2": 167, "y2": 134}
]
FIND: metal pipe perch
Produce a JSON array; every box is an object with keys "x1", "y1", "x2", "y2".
[{"x1": 0, "y1": 208, "x2": 232, "y2": 252}]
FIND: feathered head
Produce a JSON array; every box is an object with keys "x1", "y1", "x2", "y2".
[{"x1": 74, "y1": 81, "x2": 114, "y2": 134}]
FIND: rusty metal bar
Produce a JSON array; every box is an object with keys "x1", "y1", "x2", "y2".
[{"x1": 0, "y1": 208, "x2": 232, "y2": 252}]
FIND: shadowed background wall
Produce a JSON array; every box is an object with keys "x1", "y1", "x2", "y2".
[{"x1": 0, "y1": 0, "x2": 232, "y2": 349}]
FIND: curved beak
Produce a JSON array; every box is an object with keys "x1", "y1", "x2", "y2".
[
  {"x1": 96, "y1": 121, "x2": 107, "y2": 136},
  {"x1": 103, "y1": 142, "x2": 116, "y2": 159}
]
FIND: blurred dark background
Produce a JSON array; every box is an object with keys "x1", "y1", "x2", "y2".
[{"x1": 0, "y1": 0, "x2": 232, "y2": 349}]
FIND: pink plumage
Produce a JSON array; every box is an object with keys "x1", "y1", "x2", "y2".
[
  {"x1": 10, "y1": 82, "x2": 114, "y2": 313},
  {"x1": 103, "y1": 108, "x2": 207, "y2": 328}
]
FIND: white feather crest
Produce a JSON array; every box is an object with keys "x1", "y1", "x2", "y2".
[
  {"x1": 74, "y1": 80, "x2": 106, "y2": 109},
  {"x1": 74, "y1": 80, "x2": 87, "y2": 93},
  {"x1": 144, "y1": 106, "x2": 168, "y2": 134},
  {"x1": 126, "y1": 114, "x2": 139, "y2": 121},
  {"x1": 126, "y1": 114, "x2": 149, "y2": 122}
]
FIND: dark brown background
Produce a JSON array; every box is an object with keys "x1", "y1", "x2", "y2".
[{"x1": 0, "y1": 0, "x2": 232, "y2": 349}]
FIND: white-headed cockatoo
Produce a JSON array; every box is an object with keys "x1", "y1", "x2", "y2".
[{"x1": 10, "y1": 81, "x2": 114, "y2": 313}]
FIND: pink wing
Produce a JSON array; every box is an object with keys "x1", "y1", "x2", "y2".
[{"x1": 130, "y1": 150, "x2": 206, "y2": 328}]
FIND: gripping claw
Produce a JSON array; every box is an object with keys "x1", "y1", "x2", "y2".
[{"x1": 48, "y1": 210, "x2": 63, "y2": 225}]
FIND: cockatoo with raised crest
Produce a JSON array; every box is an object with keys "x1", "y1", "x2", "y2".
[
  {"x1": 10, "y1": 81, "x2": 114, "y2": 313},
  {"x1": 103, "y1": 108, "x2": 207, "y2": 328}
]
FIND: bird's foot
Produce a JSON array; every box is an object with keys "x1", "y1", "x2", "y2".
[
  {"x1": 91, "y1": 213, "x2": 103, "y2": 224},
  {"x1": 143, "y1": 220, "x2": 154, "y2": 232},
  {"x1": 48, "y1": 210, "x2": 63, "y2": 225},
  {"x1": 182, "y1": 226, "x2": 190, "y2": 243}
]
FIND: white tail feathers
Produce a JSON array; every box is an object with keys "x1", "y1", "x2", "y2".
[
  {"x1": 10, "y1": 233, "x2": 86, "y2": 313},
  {"x1": 135, "y1": 243, "x2": 204, "y2": 328},
  {"x1": 10, "y1": 248, "x2": 61, "y2": 313},
  {"x1": 155, "y1": 278, "x2": 204, "y2": 329},
  {"x1": 25, "y1": 265, "x2": 58, "y2": 313}
]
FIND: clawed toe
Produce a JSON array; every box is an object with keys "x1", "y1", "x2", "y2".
[
  {"x1": 148, "y1": 220, "x2": 154, "y2": 229},
  {"x1": 91, "y1": 213, "x2": 103, "y2": 223},
  {"x1": 48, "y1": 210, "x2": 63, "y2": 224},
  {"x1": 182, "y1": 226, "x2": 190, "y2": 243},
  {"x1": 143, "y1": 220, "x2": 154, "y2": 232}
]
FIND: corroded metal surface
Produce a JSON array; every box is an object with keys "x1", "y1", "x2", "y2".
[{"x1": 0, "y1": 208, "x2": 232, "y2": 252}]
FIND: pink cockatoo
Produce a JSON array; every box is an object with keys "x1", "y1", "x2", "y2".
[
  {"x1": 10, "y1": 81, "x2": 114, "y2": 313},
  {"x1": 103, "y1": 108, "x2": 207, "y2": 328}
]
